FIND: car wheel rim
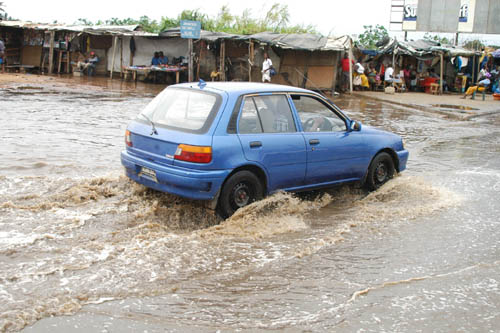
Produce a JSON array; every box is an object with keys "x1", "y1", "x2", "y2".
[
  {"x1": 375, "y1": 162, "x2": 387, "y2": 183},
  {"x1": 232, "y1": 182, "x2": 251, "y2": 208}
]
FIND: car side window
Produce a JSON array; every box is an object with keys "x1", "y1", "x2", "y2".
[
  {"x1": 238, "y1": 95, "x2": 296, "y2": 134},
  {"x1": 238, "y1": 97, "x2": 263, "y2": 134},
  {"x1": 291, "y1": 95, "x2": 346, "y2": 132}
]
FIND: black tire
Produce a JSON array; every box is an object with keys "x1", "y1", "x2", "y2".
[
  {"x1": 217, "y1": 171, "x2": 264, "y2": 219},
  {"x1": 365, "y1": 152, "x2": 395, "y2": 190}
]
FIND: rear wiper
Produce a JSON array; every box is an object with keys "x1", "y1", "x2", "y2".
[{"x1": 140, "y1": 113, "x2": 158, "y2": 135}]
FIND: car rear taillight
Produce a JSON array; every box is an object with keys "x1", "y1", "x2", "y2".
[
  {"x1": 174, "y1": 144, "x2": 212, "y2": 163},
  {"x1": 125, "y1": 130, "x2": 133, "y2": 147}
]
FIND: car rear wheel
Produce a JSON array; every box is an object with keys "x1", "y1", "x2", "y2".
[
  {"x1": 217, "y1": 171, "x2": 264, "y2": 219},
  {"x1": 365, "y1": 152, "x2": 395, "y2": 190}
]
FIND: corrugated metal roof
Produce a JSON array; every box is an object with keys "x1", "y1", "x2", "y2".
[
  {"x1": 1, "y1": 20, "x2": 350, "y2": 50},
  {"x1": 0, "y1": 20, "x2": 147, "y2": 35}
]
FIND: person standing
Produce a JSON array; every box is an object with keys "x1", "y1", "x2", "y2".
[
  {"x1": 0, "y1": 38, "x2": 5, "y2": 73},
  {"x1": 341, "y1": 53, "x2": 354, "y2": 92},
  {"x1": 384, "y1": 65, "x2": 394, "y2": 83},
  {"x1": 261, "y1": 52, "x2": 273, "y2": 83}
]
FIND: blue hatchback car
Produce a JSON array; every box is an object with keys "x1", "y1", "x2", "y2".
[{"x1": 121, "y1": 82, "x2": 408, "y2": 218}]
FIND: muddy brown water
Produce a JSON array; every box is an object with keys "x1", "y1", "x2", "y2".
[{"x1": 0, "y1": 77, "x2": 499, "y2": 332}]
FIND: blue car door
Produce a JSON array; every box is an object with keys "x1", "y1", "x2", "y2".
[
  {"x1": 236, "y1": 94, "x2": 307, "y2": 191},
  {"x1": 290, "y1": 94, "x2": 368, "y2": 185}
]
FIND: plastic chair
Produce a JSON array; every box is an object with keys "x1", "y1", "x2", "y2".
[{"x1": 471, "y1": 86, "x2": 488, "y2": 101}]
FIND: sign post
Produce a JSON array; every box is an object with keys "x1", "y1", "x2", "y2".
[{"x1": 180, "y1": 20, "x2": 201, "y2": 82}]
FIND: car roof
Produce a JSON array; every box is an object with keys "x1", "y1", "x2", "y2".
[{"x1": 171, "y1": 82, "x2": 316, "y2": 96}]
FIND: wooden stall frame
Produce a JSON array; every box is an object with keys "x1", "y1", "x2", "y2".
[{"x1": 48, "y1": 31, "x2": 55, "y2": 74}]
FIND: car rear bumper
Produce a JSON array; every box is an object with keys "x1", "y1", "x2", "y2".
[
  {"x1": 397, "y1": 149, "x2": 409, "y2": 172},
  {"x1": 121, "y1": 150, "x2": 230, "y2": 200}
]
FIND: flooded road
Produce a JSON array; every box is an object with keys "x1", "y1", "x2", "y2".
[{"x1": 1, "y1": 77, "x2": 499, "y2": 332}]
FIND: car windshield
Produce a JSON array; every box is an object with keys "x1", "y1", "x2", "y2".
[{"x1": 140, "y1": 88, "x2": 219, "y2": 132}]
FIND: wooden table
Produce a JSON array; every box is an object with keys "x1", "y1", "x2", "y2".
[
  {"x1": 57, "y1": 51, "x2": 71, "y2": 74},
  {"x1": 122, "y1": 66, "x2": 186, "y2": 84}
]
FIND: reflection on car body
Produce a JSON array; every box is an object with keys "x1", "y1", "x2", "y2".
[{"x1": 121, "y1": 82, "x2": 409, "y2": 218}]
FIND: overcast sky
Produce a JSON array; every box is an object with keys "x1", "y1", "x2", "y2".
[
  {"x1": 2, "y1": 0, "x2": 393, "y2": 35},
  {"x1": 3, "y1": 0, "x2": 499, "y2": 44}
]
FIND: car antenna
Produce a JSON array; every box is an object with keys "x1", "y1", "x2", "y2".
[
  {"x1": 198, "y1": 79, "x2": 207, "y2": 89},
  {"x1": 140, "y1": 113, "x2": 158, "y2": 135}
]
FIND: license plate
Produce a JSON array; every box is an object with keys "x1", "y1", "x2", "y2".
[{"x1": 139, "y1": 166, "x2": 158, "y2": 182}]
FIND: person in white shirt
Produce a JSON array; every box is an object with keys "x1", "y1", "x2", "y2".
[
  {"x1": 385, "y1": 66, "x2": 394, "y2": 82},
  {"x1": 261, "y1": 53, "x2": 273, "y2": 83}
]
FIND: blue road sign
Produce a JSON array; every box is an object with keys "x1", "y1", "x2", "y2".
[{"x1": 180, "y1": 20, "x2": 201, "y2": 39}]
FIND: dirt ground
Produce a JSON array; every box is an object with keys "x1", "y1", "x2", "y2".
[
  {"x1": 0, "y1": 73, "x2": 62, "y2": 86},
  {"x1": 1, "y1": 73, "x2": 499, "y2": 118},
  {"x1": 0, "y1": 73, "x2": 165, "y2": 94},
  {"x1": 354, "y1": 90, "x2": 500, "y2": 118}
]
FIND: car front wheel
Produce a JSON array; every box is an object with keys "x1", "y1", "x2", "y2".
[
  {"x1": 365, "y1": 152, "x2": 395, "y2": 190},
  {"x1": 217, "y1": 171, "x2": 264, "y2": 219}
]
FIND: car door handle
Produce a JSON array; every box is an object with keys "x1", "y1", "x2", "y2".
[
  {"x1": 249, "y1": 141, "x2": 262, "y2": 148},
  {"x1": 309, "y1": 139, "x2": 320, "y2": 145}
]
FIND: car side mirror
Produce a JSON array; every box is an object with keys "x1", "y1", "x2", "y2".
[{"x1": 350, "y1": 120, "x2": 362, "y2": 131}]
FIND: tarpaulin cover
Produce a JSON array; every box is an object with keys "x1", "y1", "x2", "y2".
[
  {"x1": 161, "y1": 28, "x2": 351, "y2": 51},
  {"x1": 377, "y1": 38, "x2": 478, "y2": 58}
]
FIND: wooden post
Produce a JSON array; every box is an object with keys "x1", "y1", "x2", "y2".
[
  {"x1": 130, "y1": 37, "x2": 134, "y2": 66},
  {"x1": 439, "y1": 52, "x2": 444, "y2": 94},
  {"x1": 331, "y1": 52, "x2": 338, "y2": 95},
  {"x1": 348, "y1": 40, "x2": 353, "y2": 93},
  {"x1": 220, "y1": 39, "x2": 225, "y2": 81},
  {"x1": 57, "y1": 50, "x2": 63, "y2": 73},
  {"x1": 66, "y1": 51, "x2": 70, "y2": 73},
  {"x1": 188, "y1": 38, "x2": 193, "y2": 82},
  {"x1": 110, "y1": 35, "x2": 118, "y2": 79},
  {"x1": 48, "y1": 30, "x2": 55, "y2": 74},
  {"x1": 248, "y1": 39, "x2": 254, "y2": 82},
  {"x1": 120, "y1": 37, "x2": 123, "y2": 77},
  {"x1": 472, "y1": 54, "x2": 476, "y2": 83}
]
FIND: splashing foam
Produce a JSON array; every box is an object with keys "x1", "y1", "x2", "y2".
[
  {"x1": 292, "y1": 175, "x2": 462, "y2": 259},
  {"x1": 0, "y1": 174, "x2": 462, "y2": 331},
  {"x1": 354, "y1": 175, "x2": 461, "y2": 224},
  {"x1": 198, "y1": 192, "x2": 333, "y2": 240}
]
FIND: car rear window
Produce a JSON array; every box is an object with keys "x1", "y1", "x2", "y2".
[{"x1": 140, "y1": 88, "x2": 221, "y2": 133}]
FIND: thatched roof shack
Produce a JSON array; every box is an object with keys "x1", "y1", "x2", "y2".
[
  {"x1": 165, "y1": 29, "x2": 352, "y2": 92},
  {"x1": 0, "y1": 20, "x2": 149, "y2": 74},
  {"x1": 1, "y1": 20, "x2": 353, "y2": 91}
]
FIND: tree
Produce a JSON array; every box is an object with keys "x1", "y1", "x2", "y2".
[
  {"x1": 423, "y1": 32, "x2": 450, "y2": 45},
  {"x1": 70, "y1": 3, "x2": 318, "y2": 35},
  {"x1": 357, "y1": 24, "x2": 389, "y2": 49},
  {"x1": 74, "y1": 18, "x2": 93, "y2": 25},
  {"x1": 463, "y1": 39, "x2": 485, "y2": 51}
]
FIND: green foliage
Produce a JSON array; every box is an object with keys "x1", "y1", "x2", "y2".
[
  {"x1": 357, "y1": 25, "x2": 388, "y2": 49},
  {"x1": 75, "y1": 18, "x2": 93, "y2": 26},
  {"x1": 72, "y1": 3, "x2": 318, "y2": 35},
  {"x1": 463, "y1": 39, "x2": 485, "y2": 50},
  {"x1": 423, "y1": 32, "x2": 450, "y2": 45}
]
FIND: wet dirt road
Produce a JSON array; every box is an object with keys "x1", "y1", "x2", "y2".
[{"x1": 1, "y1": 77, "x2": 499, "y2": 332}]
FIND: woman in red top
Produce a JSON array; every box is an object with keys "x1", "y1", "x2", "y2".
[{"x1": 341, "y1": 54, "x2": 354, "y2": 92}]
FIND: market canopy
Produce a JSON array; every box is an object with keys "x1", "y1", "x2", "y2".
[
  {"x1": 160, "y1": 27, "x2": 351, "y2": 51},
  {"x1": 377, "y1": 38, "x2": 478, "y2": 58},
  {"x1": 0, "y1": 20, "x2": 151, "y2": 35}
]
